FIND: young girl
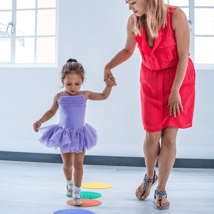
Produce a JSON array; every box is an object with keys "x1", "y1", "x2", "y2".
[{"x1": 33, "y1": 58, "x2": 116, "y2": 206}]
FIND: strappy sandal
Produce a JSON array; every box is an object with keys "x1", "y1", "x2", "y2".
[
  {"x1": 135, "y1": 170, "x2": 158, "y2": 200},
  {"x1": 153, "y1": 190, "x2": 170, "y2": 210}
]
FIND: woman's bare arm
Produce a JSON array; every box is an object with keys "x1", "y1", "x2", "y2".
[
  {"x1": 168, "y1": 7, "x2": 190, "y2": 117},
  {"x1": 171, "y1": 8, "x2": 190, "y2": 93},
  {"x1": 104, "y1": 16, "x2": 137, "y2": 82}
]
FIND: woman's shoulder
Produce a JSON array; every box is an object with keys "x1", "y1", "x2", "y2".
[
  {"x1": 171, "y1": 6, "x2": 188, "y2": 29},
  {"x1": 168, "y1": 5, "x2": 184, "y2": 16},
  {"x1": 127, "y1": 14, "x2": 136, "y2": 32}
]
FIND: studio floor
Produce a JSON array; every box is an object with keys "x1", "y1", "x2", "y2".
[{"x1": 0, "y1": 160, "x2": 214, "y2": 214}]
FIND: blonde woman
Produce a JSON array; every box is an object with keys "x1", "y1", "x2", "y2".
[{"x1": 104, "y1": 0, "x2": 195, "y2": 209}]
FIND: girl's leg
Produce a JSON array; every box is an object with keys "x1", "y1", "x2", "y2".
[
  {"x1": 136, "y1": 131, "x2": 162, "y2": 199},
  {"x1": 61, "y1": 150, "x2": 73, "y2": 180},
  {"x1": 72, "y1": 150, "x2": 86, "y2": 187},
  {"x1": 155, "y1": 126, "x2": 178, "y2": 208}
]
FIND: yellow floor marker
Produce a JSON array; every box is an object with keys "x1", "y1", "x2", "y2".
[{"x1": 81, "y1": 182, "x2": 112, "y2": 189}]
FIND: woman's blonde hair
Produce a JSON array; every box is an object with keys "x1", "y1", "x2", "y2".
[{"x1": 132, "y1": 0, "x2": 169, "y2": 38}]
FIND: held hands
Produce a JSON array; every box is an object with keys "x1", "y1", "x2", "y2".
[
  {"x1": 105, "y1": 76, "x2": 117, "y2": 87},
  {"x1": 33, "y1": 121, "x2": 41, "y2": 132},
  {"x1": 167, "y1": 90, "x2": 183, "y2": 118},
  {"x1": 104, "y1": 66, "x2": 117, "y2": 87}
]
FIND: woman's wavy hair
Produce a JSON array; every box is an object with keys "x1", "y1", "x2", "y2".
[{"x1": 131, "y1": 0, "x2": 169, "y2": 38}]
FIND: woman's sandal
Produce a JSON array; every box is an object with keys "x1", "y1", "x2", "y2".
[
  {"x1": 135, "y1": 170, "x2": 158, "y2": 200},
  {"x1": 153, "y1": 190, "x2": 170, "y2": 210}
]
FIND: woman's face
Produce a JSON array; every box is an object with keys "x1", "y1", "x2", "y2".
[{"x1": 125, "y1": 0, "x2": 149, "y2": 17}]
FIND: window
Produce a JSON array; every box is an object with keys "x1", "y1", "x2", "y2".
[
  {"x1": 0, "y1": 0, "x2": 58, "y2": 67},
  {"x1": 165, "y1": 0, "x2": 214, "y2": 70}
]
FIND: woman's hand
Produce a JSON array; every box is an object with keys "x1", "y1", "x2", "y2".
[
  {"x1": 167, "y1": 91, "x2": 183, "y2": 118},
  {"x1": 33, "y1": 121, "x2": 41, "y2": 132},
  {"x1": 104, "y1": 66, "x2": 117, "y2": 87}
]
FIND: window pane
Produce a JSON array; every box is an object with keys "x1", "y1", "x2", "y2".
[
  {"x1": 0, "y1": 0, "x2": 12, "y2": 10},
  {"x1": 38, "y1": 0, "x2": 56, "y2": 8},
  {"x1": 17, "y1": 0, "x2": 35, "y2": 9},
  {"x1": 0, "y1": 11, "x2": 12, "y2": 37},
  {"x1": 164, "y1": 0, "x2": 168, "y2": 3},
  {"x1": 181, "y1": 8, "x2": 189, "y2": 20},
  {"x1": 195, "y1": 9, "x2": 214, "y2": 35},
  {"x1": 195, "y1": 0, "x2": 214, "y2": 6},
  {"x1": 37, "y1": 37, "x2": 55, "y2": 63},
  {"x1": 16, "y1": 37, "x2": 34, "y2": 63},
  {"x1": 195, "y1": 37, "x2": 214, "y2": 64},
  {"x1": 0, "y1": 38, "x2": 11, "y2": 62},
  {"x1": 169, "y1": 0, "x2": 189, "y2": 6},
  {"x1": 37, "y1": 10, "x2": 56, "y2": 35},
  {"x1": 16, "y1": 11, "x2": 35, "y2": 36}
]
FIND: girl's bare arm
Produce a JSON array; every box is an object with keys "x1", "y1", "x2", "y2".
[{"x1": 38, "y1": 93, "x2": 60, "y2": 124}]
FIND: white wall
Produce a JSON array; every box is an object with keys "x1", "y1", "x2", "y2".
[{"x1": 0, "y1": 0, "x2": 213, "y2": 159}]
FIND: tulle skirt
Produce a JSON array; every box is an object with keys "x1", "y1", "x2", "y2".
[{"x1": 38, "y1": 123, "x2": 97, "y2": 154}]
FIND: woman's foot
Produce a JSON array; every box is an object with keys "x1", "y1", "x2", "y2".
[
  {"x1": 154, "y1": 190, "x2": 170, "y2": 209},
  {"x1": 135, "y1": 170, "x2": 158, "y2": 200}
]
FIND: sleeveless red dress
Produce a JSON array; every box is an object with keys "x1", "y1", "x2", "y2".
[{"x1": 135, "y1": 6, "x2": 196, "y2": 132}]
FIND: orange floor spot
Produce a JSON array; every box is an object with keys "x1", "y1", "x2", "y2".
[{"x1": 67, "y1": 199, "x2": 102, "y2": 207}]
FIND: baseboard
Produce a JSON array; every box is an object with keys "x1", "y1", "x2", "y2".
[{"x1": 0, "y1": 151, "x2": 213, "y2": 169}]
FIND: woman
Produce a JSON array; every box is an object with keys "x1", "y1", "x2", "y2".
[{"x1": 104, "y1": 0, "x2": 195, "y2": 209}]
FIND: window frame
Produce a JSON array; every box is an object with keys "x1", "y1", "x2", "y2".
[{"x1": 0, "y1": 0, "x2": 58, "y2": 68}]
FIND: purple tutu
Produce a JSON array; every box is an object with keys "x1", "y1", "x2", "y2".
[{"x1": 38, "y1": 91, "x2": 98, "y2": 154}]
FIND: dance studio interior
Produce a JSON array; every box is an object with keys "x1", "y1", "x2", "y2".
[{"x1": 0, "y1": 0, "x2": 213, "y2": 213}]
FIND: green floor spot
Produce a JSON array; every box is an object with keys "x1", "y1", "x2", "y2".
[{"x1": 66, "y1": 191, "x2": 102, "y2": 199}]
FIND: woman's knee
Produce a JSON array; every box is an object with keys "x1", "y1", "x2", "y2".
[
  {"x1": 145, "y1": 132, "x2": 161, "y2": 145},
  {"x1": 161, "y1": 127, "x2": 178, "y2": 146},
  {"x1": 162, "y1": 135, "x2": 176, "y2": 146}
]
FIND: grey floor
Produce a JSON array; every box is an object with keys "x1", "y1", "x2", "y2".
[{"x1": 0, "y1": 161, "x2": 214, "y2": 214}]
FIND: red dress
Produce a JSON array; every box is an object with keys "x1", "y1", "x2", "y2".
[{"x1": 135, "y1": 6, "x2": 196, "y2": 132}]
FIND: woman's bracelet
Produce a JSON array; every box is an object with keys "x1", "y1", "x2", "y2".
[{"x1": 37, "y1": 120, "x2": 42, "y2": 126}]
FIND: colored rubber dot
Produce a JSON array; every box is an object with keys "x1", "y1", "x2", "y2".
[
  {"x1": 67, "y1": 199, "x2": 102, "y2": 207},
  {"x1": 66, "y1": 191, "x2": 101, "y2": 199},
  {"x1": 81, "y1": 182, "x2": 112, "y2": 189}
]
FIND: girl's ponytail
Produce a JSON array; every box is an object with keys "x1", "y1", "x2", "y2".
[{"x1": 66, "y1": 58, "x2": 78, "y2": 63}]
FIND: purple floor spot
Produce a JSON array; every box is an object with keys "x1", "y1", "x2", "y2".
[{"x1": 53, "y1": 209, "x2": 94, "y2": 214}]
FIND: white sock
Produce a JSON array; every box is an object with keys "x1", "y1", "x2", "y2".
[
  {"x1": 73, "y1": 186, "x2": 81, "y2": 198},
  {"x1": 66, "y1": 179, "x2": 73, "y2": 190}
]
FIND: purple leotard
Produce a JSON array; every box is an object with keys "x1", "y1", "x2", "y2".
[{"x1": 38, "y1": 91, "x2": 97, "y2": 154}]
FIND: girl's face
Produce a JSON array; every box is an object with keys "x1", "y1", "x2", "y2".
[
  {"x1": 125, "y1": 0, "x2": 149, "y2": 17},
  {"x1": 62, "y1": 73, "x2": 83, "y2": 95}
]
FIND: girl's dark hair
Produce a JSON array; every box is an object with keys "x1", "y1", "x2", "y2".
[{"x1": 61, "y1": 58, "x2": 85, "y2": 87}]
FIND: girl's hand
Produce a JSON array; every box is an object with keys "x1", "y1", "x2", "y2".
[
  {"x1": 33, "y1": 121, "x2": 41, "y2": 132},
  {"x1": 105, "y1": 77, "x2": 117, "y2": 87},
  {"x1": 104, "y1": 66, "x2": 117, "y2": 87},
  {"x1": 167, "y1": 91, "x2": 183, "y2": 118}
]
